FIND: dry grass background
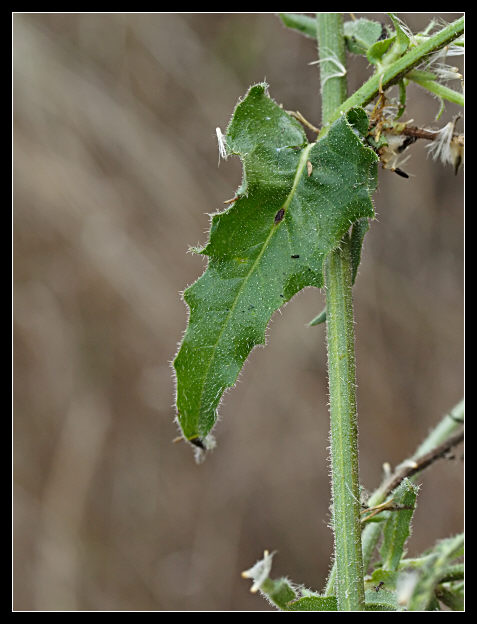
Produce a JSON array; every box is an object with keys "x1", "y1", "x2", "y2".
[{"x1": 13, "y1": 13, "x2": 463, "y2": 611}]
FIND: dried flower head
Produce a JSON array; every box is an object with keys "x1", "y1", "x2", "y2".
[
  {"x1": 432, "y1": 63, "x2": 463, "y2": 83},
  {"x1": 426, "y1": 117, "x2": 464, "y2": 174},
  {"x1": 241, "y1": 550, "x2": 275, "y2": 593}
]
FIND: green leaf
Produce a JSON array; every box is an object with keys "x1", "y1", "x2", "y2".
[
  {"x1": 380, "y1": 478, "x2": 419, "y2": 571},
  {"x1": 364, "y1": 571, "x2": 401, "y2": 611},
  {"x1": 385, "y1": 13, "x2": 411, "y2": 63},
  {"x1": 241, "y1": 550, "x2": 296, "y2": 609},
  {"x1": 365, "y1": 568, "x2": 399, "y2": 591},
  {"x1": 308, "y1": 307, "x2": 327, "y2": 326},
  {"x1": 173, "y1": 83, "x2": 377, "y2": 446},
  {"x1": 365, "y1": 603, "x2": 396, "y2": 611},
  {"x1": 367, "y1": 14, "x2": 410, "y2": 69},
  {"x1": 436, "y1": 585, "x2": 464, "y2": 611},
  {"x1": 260, "y1": 577, "x2": 297, "y2": 610},
  {"x1": 350, "y1": 217, "x2": 370, "y2": 283},
  {"x1": 286, "y1": 596, "x2": 338, "y2": 611},
  {"x1": 344, "y1": 18, "x2": 385, "y2": 55},
  {"x1": 423, "y1": 533, "x2": 464, "y2": 562},
  {"x1": 367, "y1": 36, "x2": 394, "y2": 65},
  {"x1": 396, "y1": 79, "x2": 407, "y2": 119},
  {"x1": 278, "y1": 13, "x2": 316, "y2": 39},
  {"x1": 365, "y1": 588, "x2": 399, "y2": 611},
  {"x1": 241, "y1": 550, "x2": 335, "y2": 611},
  {"x1": 403, "y1": 534, "x2": 464, "y2": 611}
]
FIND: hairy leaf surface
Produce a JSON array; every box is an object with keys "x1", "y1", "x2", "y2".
[
  {"x1": 406, "y1": 533, "x2": 464, "y2": 611},
  {"x1": 344, "y1": 18, "x2": 385, "y2": 55},
  {"x1": 380, "y1": 478, "x2": 419, "y2": 571},
  {"x1": 173, "y1": 84, "x2": 377, "y2": 447}
]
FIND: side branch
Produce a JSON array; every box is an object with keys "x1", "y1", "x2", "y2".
[{"x1": 378, "y1": 429, "x2": 464, "y2": 501}]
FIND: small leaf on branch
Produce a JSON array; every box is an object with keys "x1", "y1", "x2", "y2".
[
  {"x1": 344, "y1": 18, "x2": 385, "y2": 55},
  {"x1": 380, "y1": 478, "x2": 419, "y2": 571}
]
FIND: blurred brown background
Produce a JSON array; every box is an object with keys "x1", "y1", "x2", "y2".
[{"x1": 13, "y1": 13, "x2": 464, "y2": 611}]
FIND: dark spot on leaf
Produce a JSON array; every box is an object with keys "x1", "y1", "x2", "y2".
[
  {"x1": 291, "y1": 254, "x2": 300, "y2": 259},
  {"x1": 274, "y1": 208, "x2": 285, "y2": 224}
]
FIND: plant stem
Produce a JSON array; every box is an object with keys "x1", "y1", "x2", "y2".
[
  {"x1": 316, "y1": 14, "x2": 464, "y2": 608},
  {"x1": 319, "y1": 15, "x2": 464, "y2": 134},
  {"x1": 316, "y1": 13, "x2": 347, "y2": 124},
  {"x1": 324, "y1": 233, "x2": 365, "y2": 610},
  {"x1": 317, "y1": 13, "x2": 364, "y2": 611}
]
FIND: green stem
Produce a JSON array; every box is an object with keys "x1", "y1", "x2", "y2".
[
  {"x1": 317, "y1": 14, "x2": 464, "y2": 608},
  {"x1": 317, "y1": 13, "x2": 364, "y2": 611},
  {"x1": 316, "y1": 13, "x2": 347, "y2": 124},
  {"x1": 319, "y1": 16, "x2": 464, "y2": 134},
  {"x1": 324, "y1": 234, "x2": 364, "y2": 610},
  {"x1": 407, "y1": 71, "x2": 464, "y2": 107}
]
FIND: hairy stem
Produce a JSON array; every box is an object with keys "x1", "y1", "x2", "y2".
[
  {"x1": 317, "y1": 13, "x2": 364, "y2": 611},
  {"x1": 316, "y1": 13, "x2": 347, "y2": 124},
  {"x1": 407, "y1": 72, "x2": 464, "y2": 107},
  {"x1": 324, "y1": 234, "x2": 365, "y2": 609}
]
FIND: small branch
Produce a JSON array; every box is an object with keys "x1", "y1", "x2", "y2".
[
  {"x1": 286, "y1": 110, "x2": 320, "y2": 135},
  {"x1": 407, "y1": 73, "x2": 464, "y2": 107},
  {"x1": 376, "y1": 430, "x2": 463, "y2": 501},
  {"x1": 400, "y1": 126, "x2": 440, "y2": 141},
  {"x1": 360, "y1": 498, "x2": 414, "y2": 523}
]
